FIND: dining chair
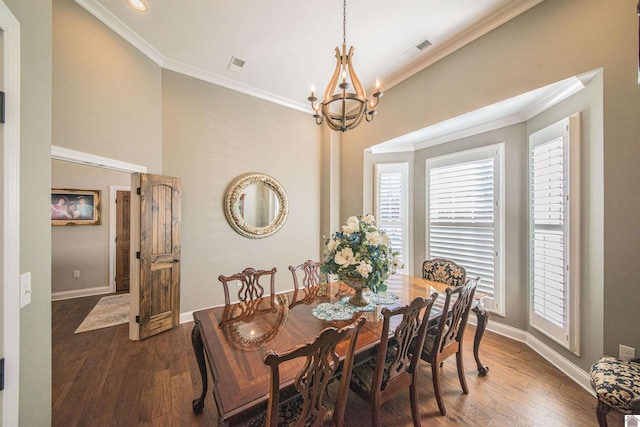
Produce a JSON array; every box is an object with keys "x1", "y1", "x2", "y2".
[
  {"x1": 422, "y1": 258, "x2": 466, "y2": 287},
  {"x1": 420, "y1": 277, "x2": 478, "y2": 416},
  {"x1": 218, "y1": 267, "x2": 276, "y2": 305},
  {"x1": 349, "y1": 293, "x2": 439, "y2": 427},
  {"x1": 263, "y1": 316, "x2": 366, "y2": 427},
  {"x1": 288, "y1": 259, "x2": 324, "y2": 290}
]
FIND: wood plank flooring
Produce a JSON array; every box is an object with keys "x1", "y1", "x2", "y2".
[{"x1": 53, "y1": 295, "x2": 623, "y2": 426}]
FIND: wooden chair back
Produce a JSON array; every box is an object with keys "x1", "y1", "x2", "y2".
[
  {"x1": 349, "y1": 294, "x2": 438, "y2": 427},
  {"x1": 263, "y1": 316, "x2": 366, "y2": 427},
  {"x1": 430, "y1": 278, "x2": 478, "y2": 358},
  {"x1": 421, "y1": 277, "x2": 479, "y2": 415},
  {"x1": 288, "y1": 260, "x2": 323, "y2": 290},
  {"x1": 422, "y1": 258, "x2": 466, "y2": 287},
  {"x1": 218, "y1": 267, "x2": 276, "y2": 305}
]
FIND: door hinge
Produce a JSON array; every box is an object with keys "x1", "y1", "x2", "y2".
[
  {"x1": 0, "y1": 91, "x2": 6, "y2": 124},
  {"x1": 136, "y1": 187, "x2": 141, "y2": 195},
  {"x1": 135, "y1": 316, "x2": 140, "y2": 324},
  {"x1": 136, "y1": 251, "x2": 141, "y2": 259},
  {"x1": 0, "y1": 358, "x2": 5, "y2": 391}
]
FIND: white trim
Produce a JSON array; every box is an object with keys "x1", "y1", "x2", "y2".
[
  {"x1": 0, "y1": 1, "x2": 20, "y2": 424},
  {"x1": 383, "y1": 0, "x2": 545, "y2": 93},
  {"x1": 109, "y1": 185, "x2": 130, "y2": 294},
  {"x1": 484, "y1": 321, "x2": 594, "y2": 396},
  {"x1": 51, "y1": 146, "x2": 147, "y2": 173},
  {"x1": 74, "y1": 0, "x2": 543, "y2": 116},
  {"x1": 73, "y1": 0, "x2": 163, "y2": 66},
  {"x1": 51, "y1": 285, "x2": 112, "y2": 302}
]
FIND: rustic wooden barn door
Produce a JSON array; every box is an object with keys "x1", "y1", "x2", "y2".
[{"x1": 137, "y1": 173, "x2": 181, "y2": 339}]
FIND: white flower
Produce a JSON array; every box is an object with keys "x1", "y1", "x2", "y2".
[
  {"x1": 334, "y1": 247, "x2": 355, "y2": 266},
  {"x1": 356, "y1": 261, "x2": 373, "y2": 278},
  {"x1": 381, "y1": 233, "x2": 391, "y2": 246},
  {"x1": 342, "y1": 216, "x2": 360, "y2": 234},
  {"x1": 327, "y1": 238, "x2": 339, "y2": 252},
  {"x1": 365, "y1": 231, "x2": 381, "y2": 246},
  {"x1": 391, "y1": 258, "x2": 404, "y2": 270},
  {"x1": 362, "y1": 214, "x2": 375, "y2": 225}
]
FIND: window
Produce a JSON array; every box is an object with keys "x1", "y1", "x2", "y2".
[
  {"x1": 374, "y1": 163, "x2": 409, "y2": 273},
  {"x1": 426, "y1": 144, "x2": 504, "y2": 314},
  {"x1": 529, "y1": 114, "x2": 581, "y2": 353}
]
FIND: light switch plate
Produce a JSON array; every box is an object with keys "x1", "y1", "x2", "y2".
[{"x1": 20, "y1": 272, "x2": 31, "y2": 308}]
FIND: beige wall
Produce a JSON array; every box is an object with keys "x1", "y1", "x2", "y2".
[
  {"x1": 53, "y1": 0, "x2": 162, "y2": 173},
  {"x1": 162, "y1": 70, "x2": 321, "y2": 311},
  {"x1": 342, "y1": 0, "x2": 638, "y2": 366},
  {"x1": 4, "y1": 0, "x2": 53, "y2": 425},
  {"x1": 51, "y1": 160, "x2": 130, "y2": 296}
]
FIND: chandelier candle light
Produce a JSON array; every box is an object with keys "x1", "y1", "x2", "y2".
[{"x1": 308, "y1": 0, "x2": 383, "y2": 132}]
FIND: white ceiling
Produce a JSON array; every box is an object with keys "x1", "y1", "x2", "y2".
[{"x1": 76, "y1": 0, "x2": 545, "y2": 114}]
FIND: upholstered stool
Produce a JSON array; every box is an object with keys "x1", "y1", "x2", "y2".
[{"x1": 590, "y1": 355, "x2": 640, "y2": 427}]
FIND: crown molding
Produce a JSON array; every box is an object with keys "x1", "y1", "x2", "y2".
[
  {"x1": 74, "y1": 0, "x2": 312, "y2": 114},
  {"x1": 75, "y1": 0, "x2": 164, "y2": 65},
  {"x1": 162, "y1": 58, "x2": 311, "y2": 114},
  {"x1": 383, "y1": 0, "x2": 545, "y2": 91}
]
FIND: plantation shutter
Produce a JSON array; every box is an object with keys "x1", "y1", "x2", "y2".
[
  {"x1": 530, "y1": 136, "x2": 566, "y2": 328},
  {"x1": 429, "y1": 158, "x2": 495, "y2": 298},
  {"x1": 375, "y1": 163, "x2": 408, "y2": 273},
  {"x1": 528, "y1": 114, "x2": 580, "y2": 353}
]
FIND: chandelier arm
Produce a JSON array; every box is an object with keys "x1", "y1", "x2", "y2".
[
  {"x1": 323, "y1": 47, "x2": 343, "y2": 103},
  {"x1": 346, "y1": 47, "x2": 366, "y2": 98}
]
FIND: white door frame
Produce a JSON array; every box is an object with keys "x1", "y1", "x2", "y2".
[{"x1": 0, "y1": 2, "x2": 20, "y2": 425}]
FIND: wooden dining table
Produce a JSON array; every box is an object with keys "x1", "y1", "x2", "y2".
[{"x1": 190, "y1": 273, "x2": 489, "y2": 426}]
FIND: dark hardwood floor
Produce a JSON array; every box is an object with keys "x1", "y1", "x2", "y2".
[{"x1": 53, "y1": 295, "x2": 622, "y2": 426}]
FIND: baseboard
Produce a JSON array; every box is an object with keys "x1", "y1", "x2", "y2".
[
  {"x1": 483, "y1": 320, "x2": 594, "y2": 396},
  {"x1": 51, "y1": 286, "x2": 112, "y2": 301}
]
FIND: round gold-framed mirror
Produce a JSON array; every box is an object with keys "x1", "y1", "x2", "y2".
[{"x1": 224, "y1": 173, "x2": 289, "y2": 239}]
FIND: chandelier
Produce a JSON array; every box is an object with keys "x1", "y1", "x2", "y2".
[{"x1": 308, "y1": 0, "x2": 383, "y2": 132}]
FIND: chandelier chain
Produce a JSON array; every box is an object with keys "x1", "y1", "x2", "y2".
[{"x1": 343, "y1": 0, "x2": 346, "y2": 44}]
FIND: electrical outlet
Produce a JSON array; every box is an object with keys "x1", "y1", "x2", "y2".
[
  {"x1": 73, "y1": 270, "x2": 80, "y2": 278},
  {"x1": 619, "y1": 344, "x2": 636, "y2": 360}
]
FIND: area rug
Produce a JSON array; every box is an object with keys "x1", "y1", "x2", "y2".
[{"x1": 74, "y1": 294, "x2": 130, "y2": 334}]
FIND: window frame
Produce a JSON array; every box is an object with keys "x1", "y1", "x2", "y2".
[
  {"x1": 374, "y1": 162, "x2": 410, "y2": 274},
  {"x1": 528, "y1": 113, "x2": 581, "y2": 354},
  {"x1": 425, "y1": 143, "x2": 505, "y2": 315}
]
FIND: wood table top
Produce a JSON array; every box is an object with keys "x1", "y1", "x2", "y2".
[{"x1": 192, "y1": 273, "x2": 478, "y2": 424}]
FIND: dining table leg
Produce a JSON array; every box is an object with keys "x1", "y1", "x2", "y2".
[
  {"x1": 472, "y1": 302, "x2": 490, "y2": 376},
  {"x1": 191, "y1": 321, "x2": 208, "y2": 413}
]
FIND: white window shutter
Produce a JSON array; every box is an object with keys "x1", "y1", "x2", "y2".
[
  {"x1": 429, "y1": 158, "x2": 495, "y2": 298},
  {"x1": 375, "y1": 163, "x2": 409, "y2": 273}
]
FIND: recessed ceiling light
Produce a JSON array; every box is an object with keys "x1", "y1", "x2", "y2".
[{"x1": 126, "y1": 0, "x2": 146, "y2": 12}]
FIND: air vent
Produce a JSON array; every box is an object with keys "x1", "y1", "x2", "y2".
[
  {"x1": 403, "y1": 37, "x2": 432, "y2": 57},
  {"x1": 227, "y1": 56, "x2": 245, "y2": 73}
]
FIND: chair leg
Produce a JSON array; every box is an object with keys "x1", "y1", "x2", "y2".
[
  {"x1": 370, "y1": 396, "x2": 382, "y2": 427},
  {"x1": 595, "y1": 399, "x2": 609, "y2": 427},
  {"x1": 431, "y1": 361, "x2": 446, "y2": 416},
  {"x1": 410, "y1": 381, "x2": 421, "y2": 427},
  {"x1": 456, "y1": 350, "x2": 469, "y2": 394}
]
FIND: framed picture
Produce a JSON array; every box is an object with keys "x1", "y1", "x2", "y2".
[{"x1": 51, "y1": 189, "x2": 101, "y2": 226}]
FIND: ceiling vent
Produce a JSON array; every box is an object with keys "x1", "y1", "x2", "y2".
[
  {"x1": 227, "y1": 56, "x2": 245, "y2": 73},
  {"x1": 403, "y1": 37, "x2": 432, "y2": 57}
]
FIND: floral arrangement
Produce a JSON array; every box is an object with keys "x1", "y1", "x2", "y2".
[{"x1": 320, "y1": 214, "x2": 403, "y2": 294}]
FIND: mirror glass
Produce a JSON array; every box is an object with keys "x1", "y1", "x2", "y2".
[{"x1": 224, "y1": 173, "x2": 289, "y2": 238}]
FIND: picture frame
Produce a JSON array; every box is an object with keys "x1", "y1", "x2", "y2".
[{"x1": 51, "y1": 189, "x2": 101, "y2": 226}]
